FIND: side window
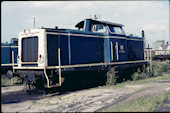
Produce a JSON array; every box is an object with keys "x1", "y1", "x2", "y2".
[
  {"x1": 114, "y1": 27, "x2": 123, "y2": 34},
  {"x1": 92, "y1": 24, "x2": 105, "y2": 33},
  {"x1": 79, "y1": 28, "x2": 83, "y2": 31},
  {"x1": 108, "y1": 26, "x2": 124, "y2": 34}
]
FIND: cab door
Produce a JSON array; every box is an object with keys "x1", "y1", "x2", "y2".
[
  {"x1": 110, "y1": 39, "x2": 119, "y2": 62},
  {"x1": 110, "y1": 39, "x2": 128, "y2": 62}
]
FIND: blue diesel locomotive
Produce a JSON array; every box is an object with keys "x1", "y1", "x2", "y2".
[
  {"x1": 8, "y1": 18, "x2": 148, "y2": 90},
  {"x1": 1, "y1": 38, "x2": 18, "y2": 74}
]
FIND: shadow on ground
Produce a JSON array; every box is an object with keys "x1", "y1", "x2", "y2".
[
  {"x1": 1, "y1": 88, "x2": 44, "y2": 104},
  {"x1": 1, "y1": 79, "x2": 105, "y2": 105}
]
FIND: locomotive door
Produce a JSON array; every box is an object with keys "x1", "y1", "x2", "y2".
[{"x1": 110, "y1": 40, "x2": 119, "y2": 62}]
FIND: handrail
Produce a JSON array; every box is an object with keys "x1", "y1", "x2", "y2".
[
  {"x1": 1, "y1": 63, "x2": 18, "y2": 66},
  {"x1": 12, "y1": 51, "x2": 14, "y2": 72},
  {"x1": 44, "y1": 68, "x2": 50, "y2": 88},
  {"x1": 20, "y1": 62, "x2": 38, "y2": 64},
  {"x1": 116, "y1": 42, "x2": 119, "y2": 60},
  {"x1": 110, "y1": 42, "x2": 113, "y2": 61},
  {"x1": 58, "y1": 48, "x2": 62, "y2": 86}
]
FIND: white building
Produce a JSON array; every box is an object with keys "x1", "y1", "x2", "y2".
[
  {"x1": 155, "y1": 42, "x2": 170, "y2": 55},
  {"x1": 152, "y1": 40, "x2": 165, "y2": 50}
]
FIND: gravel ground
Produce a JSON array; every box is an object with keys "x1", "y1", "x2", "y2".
[{"x1": 1, "y1": 79, "x2": 170, "y2": 112}]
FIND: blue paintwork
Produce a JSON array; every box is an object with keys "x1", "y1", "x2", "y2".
[
  {"x1": 68, "y1": 31, "x2": 71, "y2": 65},
  {"x1": 1, "y1": 47, "x2": 11, "y2": 64},
  {"x1": 127, "y1": 40, "x2": 144, "y2": 61},
  {"x1": 84, "y1": 19, "x2": 92, "y2": 32},
  {"x1": 104, "y1": 30, "x2": 111, "y2": 63},
  {"x1": 45, "y1": 18, "x2": 144, "y2": 67},
  {"x1": 1, "y1": 38, "x2": 18, "y2": 66},
  {"x1": 47, "y1": 34, "x2": 59, "y2": 66},
  {"x1": 70, "y1": 35, "x2": 103, "y2": 64}
]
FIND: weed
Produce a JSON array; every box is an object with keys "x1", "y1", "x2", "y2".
[
  {"x1": 132, "y1": 65, "x2": 152, "y2": 81},
  {"x1": 132, "y1": 61, "x2": 170, "y2": 81},
  {"x1": 152, "y1": 61, "x2": 170, "y2": 76},
  {"x1": 1, "y1": 76, "x2": 20, "y2": 87},
  {"x1": 106, "y1": 67, "x2": 117, "y2": 85},
  {"x1": 106, "y1": 61, "x2": 170, "y2": 85}
]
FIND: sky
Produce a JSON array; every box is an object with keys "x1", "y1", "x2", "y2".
[{"x1": 1, "y1": 1, "x2": 169, "y2": 47}]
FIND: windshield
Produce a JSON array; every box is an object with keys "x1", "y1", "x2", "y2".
[
  {"x1": 22, "y1": 36, "x2": 38, "y2": 62},
  {"x1": 92, "y1": 24, "x2": 105, "y2": 33}
]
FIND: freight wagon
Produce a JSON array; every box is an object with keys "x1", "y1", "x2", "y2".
[
  {"x1": 7, "y1": 18, "x2": 148, "y2": 91},
  {"x1": 154, "y1": 50, "x2": 170, "y2": 61},
  {"x1": 1, "y1": 38, "x2": 18, "y2": 74}
]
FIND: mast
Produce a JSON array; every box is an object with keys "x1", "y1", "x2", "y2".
[{"x1": 33, "y1": 17, "x2": 35, "y2": 29}]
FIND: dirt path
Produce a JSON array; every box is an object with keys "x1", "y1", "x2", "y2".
[{"x1": 2, "y1": 79, "x2": 170, "y2": 112}]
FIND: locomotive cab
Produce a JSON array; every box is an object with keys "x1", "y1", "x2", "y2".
[
  {"x1": 17, "y1": 29, "x2": 47, "y2": 68},
  {"x1": 75, "y1": 18, "x2": 125, "y2": 35}
]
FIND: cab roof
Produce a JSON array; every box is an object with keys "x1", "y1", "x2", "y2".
[{"x1": 75, "y1": 18, "x2": 124, "y2": 28}]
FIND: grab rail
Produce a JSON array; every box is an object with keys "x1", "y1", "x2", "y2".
[
  {"x1": 116, "y1": 42, "x2": 119, "y2": 60},
  {"x1": 110, "y1": 42, "x2": 113, "y2": 61}
]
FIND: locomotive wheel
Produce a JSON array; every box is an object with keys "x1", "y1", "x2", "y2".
[
  {"x1": 28, "y1": 81, "x2": 36, "y2": 91},
  {"x1": 24, "y1": 79, "x2": 37, "y2": 94},
  {"x1": 24, "y1": 72, "x2": 37, "y2": 94}
]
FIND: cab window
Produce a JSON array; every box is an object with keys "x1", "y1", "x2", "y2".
[
  {"x1": 92, "y1": 24, "x2": 105, "y2": 33},
  {"x1": 108, "y1": 26, "x2": 124, "y2": 34},
  {"x1": 114, "y1": 27, "x2": 123, "y2": 34}
]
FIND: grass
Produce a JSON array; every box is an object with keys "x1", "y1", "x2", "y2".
[
  {"x1": 101, "y1": 73, "x2": 170, "y2": 89},
  {"x1": 152, "y1": 61, "x2": 170, "y2": 76},
  {"x1": 134, "y1": 86, "x2": 153, "y2": 94},
  {"x1": 131, "y1": 61, "x2": 170, "y2": 81},
  {"x1": 100, "y1": 61, "x2": 170, "y2": 112},
  {"x1": 1, "y1": 76, "x2": 20, "y2": 87},
  {"x1": 132, "y1": 65, "x2": 152, "y2": 81},
  {"x1": 100, "y1": 90, "x2": 170, "y2": 112},
  {"x1": 163, "y1": 103, "x2": 170, "y2": 107},
  {"x1": 104, "y1": 61, "x2": 170, "y2": 88}
]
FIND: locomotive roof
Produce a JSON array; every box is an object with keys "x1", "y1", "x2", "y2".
[
  {"x1": 1, "y1": 38, "x2": 18, "y2": 46},
  {"x1": 75, "y1": 18, "x2": 124, "y2": 28}
]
